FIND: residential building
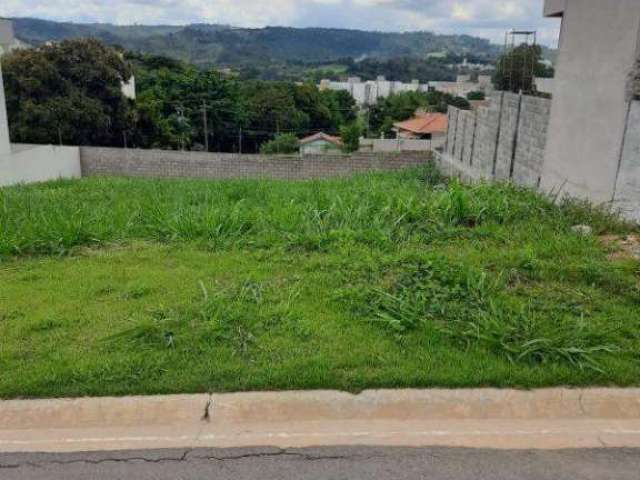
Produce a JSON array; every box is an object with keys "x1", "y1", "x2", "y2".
[
  {"x1": 393, "y1": 112, "x2": 448, "y2": 140},
  {"x1": 319, "y1": 75, "x2": 492, "y2": 106},
  {"x1": 299, "y1": 132, "x2": 343, "y2": 155}
]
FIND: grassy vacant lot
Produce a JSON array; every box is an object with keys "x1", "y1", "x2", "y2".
[{"x1": 1, "y1": 166, "x2": 639, "y2": 399}]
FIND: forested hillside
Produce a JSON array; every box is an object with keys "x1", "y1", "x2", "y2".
[{"x1": 11, "y1": 17, "x2": 502, "y2": 72}]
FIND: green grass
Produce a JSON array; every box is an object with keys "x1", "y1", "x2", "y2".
[{"x1": 0, "y1": 166, "x2": 639, "y2": 399}]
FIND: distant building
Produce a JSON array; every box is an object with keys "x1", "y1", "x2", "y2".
[
  {"x1": 320, "y1": 75, "x2": 493, "y2": 106},
  {"x1": 299, "y1": 132, "x2": 343, "y2": 155},
  {"x1": 121, "y1": 76, "x2": 136, "y2": 100},
  {"x1": 393, "y1": 112, "x2": 448, "y2": 144}
]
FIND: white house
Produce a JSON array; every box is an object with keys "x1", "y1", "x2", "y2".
[{"x1": 299, "y1": 132, "x2": 343, "y2": 155}]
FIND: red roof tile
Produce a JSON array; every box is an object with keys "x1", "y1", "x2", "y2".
[{"x1": 394, "y1": 113, "x2": 448, "y2": 135}]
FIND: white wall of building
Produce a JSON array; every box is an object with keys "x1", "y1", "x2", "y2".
[
  {"x1": 320, "y1": 75, "x2": 494, "y2": 106},
  {"x1": 0, "y1": 144, "x2": 81, "y2": 187},
  {"x1": 121, "y1": 76, "x2": 136, "y2": 100},
  {"x1": 300, "y1": 140, "x2": 342, "y2": 155},
  {"x1": 0, "y1": 60, "x2": 10, "y2": 155}
]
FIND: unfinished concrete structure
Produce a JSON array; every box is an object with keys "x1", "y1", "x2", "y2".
[
  {"x1": 0, "y1": 19, "x2": 81, "y2": 187},
  {"x1": 542, "y1": 0, "x2": 640, "y2": 219},
  {"x1": 436, "y1": 1, "x2": 640, "y2": 223}
]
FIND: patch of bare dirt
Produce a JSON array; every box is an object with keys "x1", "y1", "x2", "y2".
[{"x1": 600, "y1": 234, "x2": 640, "y2": 261}]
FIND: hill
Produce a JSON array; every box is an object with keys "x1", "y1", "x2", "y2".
[{"x1": 11, "y1": 17, "x2": 502, "y2": 71}]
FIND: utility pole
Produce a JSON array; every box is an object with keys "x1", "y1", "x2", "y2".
[
  {"x1": 238, "y1": 127, "x2": 243, "y2": 154},
  {"x1": 201, "y1": 100, "x2": 209, "y2": 152},
  {"x1": 123, "y1": 131, "x2": 128, "y2": 149}
]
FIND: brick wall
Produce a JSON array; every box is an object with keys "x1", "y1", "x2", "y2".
[
  {"x1": 80, "y1": 148, "x2": 431, "y2": 180},
  {"x1": 440, "y1": 92, "x2": 551, "y2": 187}
]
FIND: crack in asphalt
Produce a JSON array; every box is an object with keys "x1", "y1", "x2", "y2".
[
  {"x1": 0, "y1": 449, "x2": 193, "y2": 469},
  {"x1": 0, "y1": 448, "x2": 393, "y2": 469},
  {"x1": 203, "y1": 449, "x2": 364, "y2": 462}
]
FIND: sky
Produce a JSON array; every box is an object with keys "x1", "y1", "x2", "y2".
[{"x1": 0, "y1": 0, "x2": 562, "y2": 46}]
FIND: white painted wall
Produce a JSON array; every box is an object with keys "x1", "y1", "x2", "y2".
[
  {"x1": 0, "y1": 144, "x2": 81, "y2": 187},
  {"x1": 0, "y1": 60, "x2": 10, "y2": 155},
  {"x1": 300, "y1": 140, "x2": 342, "y2": 155}
]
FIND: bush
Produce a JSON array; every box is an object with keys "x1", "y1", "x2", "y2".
[
  {"x1": 467, "y1": 91, "x2": 486, "y2": 101},
  {"x1": 340, "y1": 122, "x2": 363, "y2": 153},
  {"x1": 260, "y1": 133, "x2": 299, "y2": 154}
]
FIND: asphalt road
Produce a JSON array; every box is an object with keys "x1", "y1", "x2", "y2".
[{"x1": 1, "y1": 447, "x2": 639, "y2": 479}]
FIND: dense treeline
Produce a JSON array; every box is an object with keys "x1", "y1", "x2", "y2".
[
  {"x1": 2, "y1": 40, "x2": 357, "y2": 152},
  {"x1": 346, "y1": 56, "x2": 457, "y2": 83}
]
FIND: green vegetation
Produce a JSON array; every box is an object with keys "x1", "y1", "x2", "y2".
[
  {"x1": 2, "y1": 41, "x2": 357, "y2": 152},
  {"x1": 1, "y1": 167, "x2": 639, "y2": 399},
  {"x1": 340, "y1": 122, "x2": 363, "y2": 153},
  {"x1": 467, "y1": 91, "x2": 486, "y2": 101},
  {"x1": 494, "y1": 44, "x2": 554, "y2": 94},
  {"x1": 2, "y1": 39, "x2": 133, "y2": 147},
  {"x1": 260, "y1": 133, "x2": 300, "y2": 154},
  {"x1": 12, "y1": 18, "x2": 502, "y2": 73},
  {"x1": 369, "y1": 91, "x2": 470, "y2": 137}
]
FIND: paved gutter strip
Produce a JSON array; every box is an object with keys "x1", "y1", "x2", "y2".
[{"x1": 1, "y1": 389, "x2": 639, "y2": 452}]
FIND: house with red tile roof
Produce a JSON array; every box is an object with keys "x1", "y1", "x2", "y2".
[{"x1": 393, "y1": 112, "x2": 448, "y2": 141}]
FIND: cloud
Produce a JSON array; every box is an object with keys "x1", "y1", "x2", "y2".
[{"x1": 0, "y1": 0, "x2": 561, "y2": 46}]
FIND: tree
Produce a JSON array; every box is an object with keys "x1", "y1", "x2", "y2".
[
  {"x1": 368, "y1": 90, "x2": 469, "y2": 137},
  {"x1": 132, "y1": 56, "x2": 245, "y2": 151},
  {"x1": 340, "y1": 122, "x2": 363, "y2": 153},
  {"x1": 493, "y1": 44, "x2": 554, "y2": 94},
  {"x1": 260, "y1": 133, "x2": 299, "y2": 154},
  {"x1": 2, "y1": 39, "x2": 134, "y2": 146}
]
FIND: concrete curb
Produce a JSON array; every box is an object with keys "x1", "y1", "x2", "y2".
[{"x1": 1, "y1": 389, "x2": 640, "y2": 452}]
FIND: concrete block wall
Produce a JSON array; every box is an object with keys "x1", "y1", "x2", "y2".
[
  {"x1": 79, "y1": 148, "x2": 431, "y2": 181},
  {"x1": 446, "y1": 108, "x2": 459, "y2": 157},
  {"x1": 613, "y1": 101, "x2": 640, "y2": 222},
  {"x1": 495, "y1": 93, "x2": 522, "y2": 181},
  {"x1": 460, "y1": 110, "x2": 476, "y2": 167},
  {"x1": 513, "y1": 95, "x2": 552, "y2": 187},
  {"x1": 454, "y1": 110, "x2": 467, "y2": 163},
  {"x1": 633, "y1": 57, "x2": 640, "y2": 100},
  {"x1": 473, "y1": 99, "x2": 502, "y2": 178},
  {"x1": 439, "y1": 93, "x2": 551, "y2": 188}
]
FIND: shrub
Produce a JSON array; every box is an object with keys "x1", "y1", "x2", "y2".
[
  {"x1": 340, "y1": 122, "x2": 363, "y2": 153},
  {"x1": 260, "y1": 133, "x2": 299, "y2": 154},
  {"x1": 467, "y1": 91, "x2": 486, "y2": 101}
]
